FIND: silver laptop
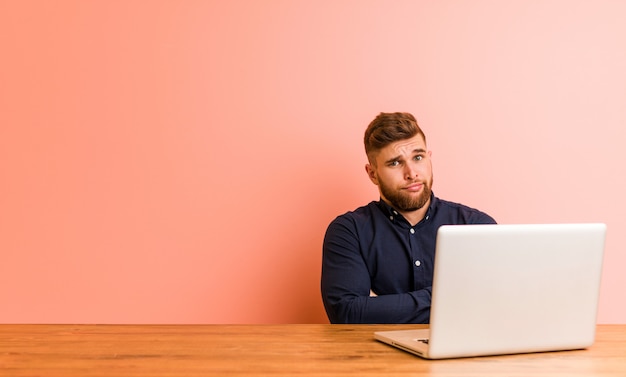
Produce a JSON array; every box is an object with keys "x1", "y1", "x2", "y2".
[{"x1": 374, "y1": 223, "x2": 607, "y2": 359}]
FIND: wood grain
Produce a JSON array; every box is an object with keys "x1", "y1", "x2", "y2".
[{"x1": 1, "y1": 324, "x2": 625, "y2": 376}]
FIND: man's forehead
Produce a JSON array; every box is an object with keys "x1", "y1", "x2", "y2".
[{"x1": 381, "y1": 135, "x2": 427, "y2": 157}]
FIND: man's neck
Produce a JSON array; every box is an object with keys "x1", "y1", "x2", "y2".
[{"x1": 400, "y1": 204, "x2": 430, "y2": 227}]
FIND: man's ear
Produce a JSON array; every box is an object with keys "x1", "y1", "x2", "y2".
[{"x1": 365, "y1": 163, "x2": 378, "y2": 185}]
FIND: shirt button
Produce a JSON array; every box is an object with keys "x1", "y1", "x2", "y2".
[
  {"x1": 389, "y1": 216, "x2": 394, "y2": 221},
  {"x1": 410, "y1": 228, "x2": 415, "y2": 234},
  {"x1": 415, "y1": 260, "x2": 421, "y2": 267}
]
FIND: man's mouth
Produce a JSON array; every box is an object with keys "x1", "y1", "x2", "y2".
[{"x1": 404, "y1": 183, "x2": 423, "y2": 192}]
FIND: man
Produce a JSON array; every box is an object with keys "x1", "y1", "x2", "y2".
[{"x1": 321, "y1": 112, "x2": 496, "y2": 324}]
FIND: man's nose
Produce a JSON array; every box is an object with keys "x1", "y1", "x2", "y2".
[{"x1": 405, "y1": 165, "x2": 418, "y2": 180}]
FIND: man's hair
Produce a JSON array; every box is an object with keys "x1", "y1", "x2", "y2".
[{"x1": 364, "y1": 112, "x2": 426, "y2": 163}]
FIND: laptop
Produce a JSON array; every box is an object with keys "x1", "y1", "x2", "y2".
[{"x1": 374, "y1": 223, "x2": 607, "y2": 359}]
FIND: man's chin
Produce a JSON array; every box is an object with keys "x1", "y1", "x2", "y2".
[
  {"x1": 395, "y1": 195, "x2": 430, "y2": 213},
  {"x1": 380, "y1": 185, "x2": 432, "y2": 213}
]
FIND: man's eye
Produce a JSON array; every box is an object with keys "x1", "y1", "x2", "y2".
[
  {"x1": 414, "y1": 155, "x2": 423, "y2": 161},
  {"x1": 389, "y1": 161, "x2": 400, "y2": 167}
]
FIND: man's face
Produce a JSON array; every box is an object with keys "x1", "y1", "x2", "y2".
[{"x1": 365, "y1": 134, "x2": 433, "y2": 213}]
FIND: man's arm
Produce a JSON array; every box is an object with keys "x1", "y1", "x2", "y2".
[{"x1": 321, "y1": 218, "x2": 431, "y2": 324}]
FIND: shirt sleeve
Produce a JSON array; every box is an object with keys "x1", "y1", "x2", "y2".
[{"x1": 321, "y1": 216, "x2": 431, "y2": 324}]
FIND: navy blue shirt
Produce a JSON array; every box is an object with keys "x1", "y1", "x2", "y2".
[{"x1": 321, "y1": 194, "x2": 496, "y2": 324}]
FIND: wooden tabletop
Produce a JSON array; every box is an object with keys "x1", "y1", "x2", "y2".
[{"x1": 1, "y1": 324, "x2": 625, "y2": 376}]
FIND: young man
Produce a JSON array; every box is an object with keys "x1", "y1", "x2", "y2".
[{"x1": 321, "y1": 112, "x2": 496, "y2": 324}]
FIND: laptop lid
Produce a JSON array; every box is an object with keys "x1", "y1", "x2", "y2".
[{"x1": 375, "y1": 223, "x2": 607, "y2": 359}]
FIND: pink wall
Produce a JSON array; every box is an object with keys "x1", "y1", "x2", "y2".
[{"x1": 1, "y1": 1, "x2": 624, "y2": 324}]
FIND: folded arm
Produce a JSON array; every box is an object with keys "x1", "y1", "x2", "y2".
[{"x1": 321, "y1": 219, "x2": 431, "y2": 324}]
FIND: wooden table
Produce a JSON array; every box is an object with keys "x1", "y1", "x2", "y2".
[{"x1": 1, "y1": 324, "x2": 625, "y2": 376}]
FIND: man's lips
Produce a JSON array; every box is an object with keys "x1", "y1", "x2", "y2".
[{"x1": 404, "y1": 183, "x2": 423, "y2": 192}]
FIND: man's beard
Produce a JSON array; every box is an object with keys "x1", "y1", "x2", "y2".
[{"x1": 380, "y1": 178, "x2": 433, "y2": 213}]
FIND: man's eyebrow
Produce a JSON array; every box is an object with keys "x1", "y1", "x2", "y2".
[
  {"x1": 384, "y1": 155, "x2": 402, "y2": 164},
  {"x1": 384, "y1": 149, "x2": 427, "y2": 164}
]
